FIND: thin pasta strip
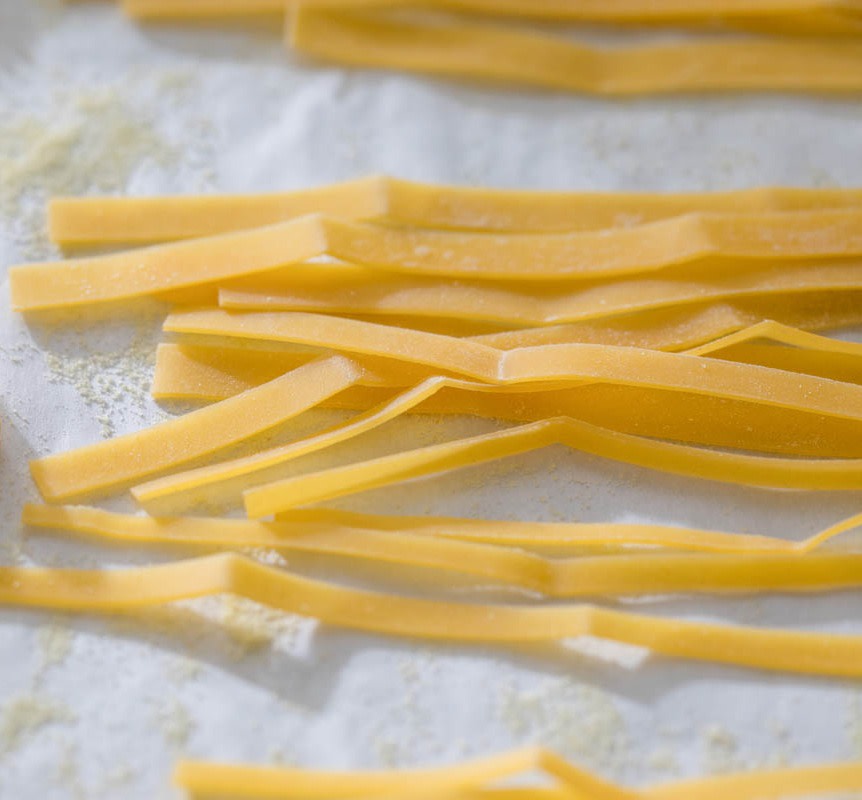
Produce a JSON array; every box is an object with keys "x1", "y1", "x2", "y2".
[
  {"x1": 172, "y1": 746, "x2": 862, "y2": 800},
  {"x1": 24, "y1": 505, "x2": 862, "y2": 597},
  {"x1": 136, "y1": 378, "x2": 862, "y2": 508},
  {"x1": 290, "y1": 6, "x2": 862, "y2": 96},
  {"x1": 2, "y1": 553, "x2": 862, "y2": 677},
  {"x1": 48, "y1": 176, "x2": 386, "y2": 247},
  {"x1": 217, "y1": 261, "x2": 862, "y2": 325},
  {"x1": 142, "y1": 319, "x2": 862, "y2": 511},
  {"x1": 50, "y1": 176, "x2": 862, "y2": 245},
  {"x1": 136, "y1": 339, "x2": 862, "y2": 509},
  {"x1": 164, "y1": 311, "x2": 862, "y2": 422},
  {"x1": 11, "y1": 216, "x2": 330, "y2": 312},
  {"x1": 321, "y1": 211, "x2": 862, "y2": 282},
  {"x1": 26, "y1": 502, "x2": 809, "y2": 555},
  {"x1": 29, "y1": 355, "x2": 364, "y2": 502},
  {"x1": 272, "y1": 508, "x2": 862, "y2": 554},
  {"x1": 23, "y1": 211, "x2": 862, "y2": 311},
  {"x1": 243, "y1": 417, "x2": 862, "y2": 516},
  {"x1": 150, "y1": 300, "x2": 862, "y2": 401}
]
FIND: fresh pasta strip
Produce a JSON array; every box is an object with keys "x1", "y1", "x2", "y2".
[
  {"x1": 290, "y1": 6, "x2": 862, "y2": 96},
  {"x1": 172, "y1": 747, "x2": 612, "y2": 800},
  {"x1": 24, "y1": 505, "x2": 862, "y2": 597},
  {"x1": 217, "y1": 261, "x2": 862, "y2": 325},
  {"x1": 27, "y1": 502, "x2": 816, "y2": 556},
  {"x1": 244, "y1": 417, "x2": 862, "y2": 516},
  {"x1": 2, "y1": 553, "x2": 862, "y2": 677},
  {"x1": 48, "y1": 176, "x2": 385, "y2": 247},
  {"x1": 322, "y1": 211, "x2": 862, "y2": 282},
  {"x1": 25, "y1": 210, "x2": 862, "y2": 311},
  {"x1": 124, "y1": 0, "x2": 856, "y2": 21},
  {"x1": 51, "y1": 176, "x2": 862, "y2": 245},
  {"x1": 137, "y1": 376, "x2": 862, "y2": 508},
  {"x1": 137, "y1": 331, "x2": 862, "y2": 510},
  {"x1": 164, "y1": 311, "x2": 862, "y2": 423},
  {"x1": 150, "y1": 300, "x2": 862, "y2": 401},
  {"x1": 29, "y1": 355, "x2": 364, "y2": 502},
  {"x1": 10, "y1": 216, "x2": 330, "y2": 312},
  {"x1": 272, "y1": 508, "x2": 862, "y2": 554},
  {"x1": 173, "y1": 746, "x2": 862, "y2": 800}
]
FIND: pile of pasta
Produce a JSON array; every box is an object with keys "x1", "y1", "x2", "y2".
[
  {"x1": 6, "y1": 175, "x2": 862, "y2": 793},
  {"x1": 115, "y1": 0, "x2": 862, "y2": 95}
]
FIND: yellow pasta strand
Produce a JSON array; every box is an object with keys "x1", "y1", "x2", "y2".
[
  {"x1": 141, "y1": 320, "x2": 862, "y2": 514},
  {"x1": 2, "y1": 553, "x2": 862, "y2": 677},
  {"x1": 164, "y1": 311, "x2": 862, "y2": 422},
  {"x1": 50, "y1": 176, "x2": 862, "y2": 245},
  {"x1": 29, "y1": 355, "x2": 364, "y2": 502},
  {"x1": 11, "y1": 216, "x2": 328, "y2": 312},
  {"x1": 150, "y1": 300, "x2": 862, "y2": 401},
  {"x1": 23, "y1": 211, "x2": 862, "y2": 311},
  {"x1": 244, "y1": 416, "x2": 862, "y2": 516},
  {"x1": 48, "y1": 176, "x2": 386, "y2": 247},
  {"x1": 174, "y1": 747, "x2": 631, "y2": 800},
  {"x1": 28, "y1": 502, "x2": 812, "y2": 555},
  {"x1": 272, "y1": 508, "x2": 862, "y2": 554},
  {"x1": 24, "y1": 505, "x2": 862, "y2": 597},
  {"x1": 173, "y1": 746, "x2": 862, "y2": 800},
  {"x1": 290, "y1": 5, "x2": 862, "y2": 95},
  {"x1": 217, "y1": 260, "x2": 862, "y2": 325}
]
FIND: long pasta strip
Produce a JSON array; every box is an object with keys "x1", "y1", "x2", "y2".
[
  {"x1": 27, "y1": 502, "x2": 809, "y2": 555},
  {"x1": 290, "y1": 6, "x2": 862, "y2": 96},
  {"x1": 172, "y1": 746, "x2": 862, "y2": 800},
  {"x1": 2, "y1": 553, "x2": 862, "y2": 677},
  {"x1": 136, "y1": 340, "x2": 862, "y2": 509},
  {"x1": 23, "y1": 211, "x2": 862, "y2": 311},
  {"x1": 150, "y1": 299, "x2": 862, "y2": 401},
  {"x1": 244, "y1": 417, "x2": 862, "y2": 516},
  {"x1": 24, "y1": 505, "x2": 862, "y2": 597},
  {"x1": 48, "y1": 176, "x2": 386, "y2": 247},
  {"x1": 217, "y1": 261, "x2": 862, "y2": 325},
  {"x1": 272, "y1": 508, "x2": 862, "y2": 554},
  {"x1": 124, "y1": 0, "x2": 856, "y2": 21},
  {"x1": 136, "y1": 378, "x2": 862, "y2": 508},
  {"x1": 10, "y1": 216, "x2": 329, "y2": 312},
  {"x1": 51, "y1": 177, "x2": 862, "y2": 245},
  {"x1": 142, "y1": 319, "x2": 862, "y2": 509},
  {"x1": 164, "y1": 311, "x2": 862, "y2": 422},
  {"x1": 29, "y1": 355, "x2": 364, "y2": 502}
]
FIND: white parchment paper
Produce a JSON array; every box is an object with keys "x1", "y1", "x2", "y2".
[{"x1": 1, "y1": 3, "x2": 861, "y2": 798}]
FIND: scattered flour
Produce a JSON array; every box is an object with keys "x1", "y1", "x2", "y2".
[
  {"x1": 0, "y1": 87, "x2": 178, "y2": 259},
  {"x1": 499, "y1": 677, "x2": 628, "y2": 777},
  {"x1": 0, "y1": 693, "x2": 74, "y2": 753},
  {"x1": 156, "y1": 698, "x2": 194, "y2": 751},
  {"x1": 701, "y1": 724, "x2": 743, "y2": 775},
  {"x1": 36, "y1": 619, "x2": 73, "y2": 678}
]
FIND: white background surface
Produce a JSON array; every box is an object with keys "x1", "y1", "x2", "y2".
[{"x1": 1, "y1": 3, "x2": 862, "y2": 798}]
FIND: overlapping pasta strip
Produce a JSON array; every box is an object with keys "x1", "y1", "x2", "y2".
[
  {"x1": 243, "y1": 417, "x2": 862, "y2": 516},
  {"x1": 172, "y1": 746, "x2": 862, "y2": 800},
  {"x1": 23, "y1": 505, "x2": 862, "y2": 597},
  {"x1": 163, "y1": 311, "x2": 862, "y2": 420},
  {"x1": 29, "y1": 355, "x2": 365, "y2": 502},
  {"x1": 26, "y1": 502, "x2": 809, "y2": 555},
  {"x1": 50, "y1": 176, "x2": 862, "y2": 244},
  {"x1": 20, "y1": 210, "x2": 862, "y2": 310},
  {"x1": 135, "y1": 322, "x2": 862, "y2": 507},
  {"x1": 2, "y1": 553, "x2": 862, "y2": 676},
  {"x1": 290, "y1": 6, "x2": 862, "y2": 95},
  {"x1": 217, "y1": 261, "x2": 862, "y2": 325},
  {"x1": 150, "y1": 300, "x2": 862, "y2": 402},
  {"x1": 271, "y1": 507, "x2": 862, "y2": 554}
]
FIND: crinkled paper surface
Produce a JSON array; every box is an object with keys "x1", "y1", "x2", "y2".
[{"x1": 0, "y1": 3, "x2": 861, "y2": 798}]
